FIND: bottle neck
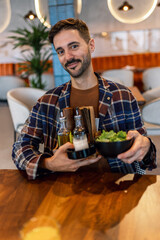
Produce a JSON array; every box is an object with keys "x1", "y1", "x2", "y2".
[
  {"x1": 59, "y1": 115, "x2": 67, "y2": 129},
  {"x1": 60, "y1": 120, "x2": 66, "y2": 129},
  {"x1": 75, "y1": 117, "x2": 82, "y2": 128}
]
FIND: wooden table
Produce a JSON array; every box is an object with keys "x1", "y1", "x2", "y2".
[
  {"x1": 129, "y1": 86, "x2": 146, "y2": 105},
  {"x1": 0, "y1": 168, "x2": 160, "y2": 240}
]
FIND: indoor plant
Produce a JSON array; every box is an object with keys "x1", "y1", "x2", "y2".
[{"x1": 9, "y1": 18, "x2": 53, "y2": 89}]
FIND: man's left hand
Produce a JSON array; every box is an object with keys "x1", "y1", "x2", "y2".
[{"x1": 117, "y1": 130, "x2": 150, "y2": 164}]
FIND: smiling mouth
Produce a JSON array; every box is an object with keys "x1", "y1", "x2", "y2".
[
  {"x1": 67, "y1": 62, "x2": 79, "y2": 69},
  {"x1": 65, "y1": 59, "x2": 81, "y2": 69}
]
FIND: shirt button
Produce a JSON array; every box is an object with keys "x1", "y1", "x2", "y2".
[{"x1": 107, "y1": 97, "x2": 110, "y2": 100}]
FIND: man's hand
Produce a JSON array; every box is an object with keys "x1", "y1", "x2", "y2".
[
  {"x1": 117, "y1": 130, "x2": 150, "y2": 164},
  {"x1": 43, "y1": 142, "x2": 101, "y2": 172}
]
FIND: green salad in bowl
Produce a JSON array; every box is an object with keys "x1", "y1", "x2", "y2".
[
  {"x1": 95, "y1": 130, "x2": 133, "y2": 157},
  {"x1": 96, "y1": 130, "x2": 127, "y2": 142}
]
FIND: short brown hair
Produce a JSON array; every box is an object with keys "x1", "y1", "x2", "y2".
[{"x1": 49, "y1": 18, "x2": 91, "y2": 45}]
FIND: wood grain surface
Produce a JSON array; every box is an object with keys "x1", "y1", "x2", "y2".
[{"x1": 0, "y1": 167, "x2": 160, "y2": 240}]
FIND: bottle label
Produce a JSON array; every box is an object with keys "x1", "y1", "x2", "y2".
[{"x1": 73, "y1": 135, "x2": 89, "y2": 151}]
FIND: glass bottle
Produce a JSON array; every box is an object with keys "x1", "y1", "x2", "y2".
[
  {"x1": 73, "y1": 108, "x2": 89, "y2": 151},
  {"x1": 57, "y1": 110, "x2": 70, "y2": 147}
]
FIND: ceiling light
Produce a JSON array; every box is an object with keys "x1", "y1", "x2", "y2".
[
  {"x1": 118, "y1": 1, "x2": 133, "y2": 11},
  {"x1": 24, "y1": 11, "x2": 37, "y2": 20},
  {"x1": 101, "y1": 32, "x2": 108, "y2": 37}
]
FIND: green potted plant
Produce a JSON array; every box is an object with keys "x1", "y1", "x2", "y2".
[{"x1": 9, "y1": 18, "x2": 53, "y2": 89}]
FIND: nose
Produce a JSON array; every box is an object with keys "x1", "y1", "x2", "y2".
[{"x1": 64, "y1": 49, "x2": 73, "y2": 61}]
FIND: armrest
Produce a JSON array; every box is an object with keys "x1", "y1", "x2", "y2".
[
  {"x1": 142, "y1": 98, "x2": 160, "y2": 125},
  {"x1": 143, "y1": 87, "x2": 160, "y2": 102},
  {"x1": 7, "y1": 99, "x2": 30, "y2": 131}
]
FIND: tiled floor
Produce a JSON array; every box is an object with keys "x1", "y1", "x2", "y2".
[{"x1": 0, "y1": 102, "x2": 159, "y2": 173}]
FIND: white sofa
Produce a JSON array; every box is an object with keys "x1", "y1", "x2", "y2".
[
  {"x1": 142, "y1": 67, "x2": 160, "y2": 91},
  {"x1": 7, "y1": 87, "x2": 46, "y2": 141},
  {"x1": 143, "y1": 87, "x2": 160, "y2": 102},
  {"x1": 142, "y1": 97, "x2": 160, "y2": 135},
  {"x1": 101, "y1": 69, "x2": 134, "y2": 87}
]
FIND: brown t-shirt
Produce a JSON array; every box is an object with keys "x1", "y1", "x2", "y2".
[{"x1": 70, "y1": 84, "x2": 99, "y2": 117}]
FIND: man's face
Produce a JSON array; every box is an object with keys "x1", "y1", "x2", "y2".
[{"x1": 53, "y1": 29, "x2": 94, "y2": 78}]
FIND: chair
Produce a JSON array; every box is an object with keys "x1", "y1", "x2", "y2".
[
  {"x1": 0, "y1": 75, "x2": 26, "y2": 101},
  {"x1": 7, "y1": 87, "x2": 46, "y2": 141},
  {"x1": 101, "y1": 69, "x2": 134, "y2": 87},
  {"x1": 29, "y1": 73, "x2": 55, "y2": 91},
  {"x1": 142, "y1": 98, "x2": 160, "y2": 135},
  {"x1": 142, "y1": 67, "x2": 160, "y2": 91},
  {"x1": 142, "y1": 87, "x2": 160, "y2": 102}
]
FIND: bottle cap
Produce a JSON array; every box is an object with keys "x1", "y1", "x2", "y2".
[
  {"x1": 59, "y1": 110, "x2": 66, "y2": 121},
  {"x1": 74, "y1": 107, "x2": 81, "y2": 119}
]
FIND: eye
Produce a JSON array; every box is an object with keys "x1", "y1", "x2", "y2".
[
  {"x1": 70, "y1": 44, "x2": 79, "y2": 50},
  {"x1": 57, "y1": 49, "x2": 64, "y2": 56}
]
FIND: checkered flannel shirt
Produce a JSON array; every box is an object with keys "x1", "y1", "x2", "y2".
[{"x1": 12, "y1": 73, "x2": 157, "y2": 179}]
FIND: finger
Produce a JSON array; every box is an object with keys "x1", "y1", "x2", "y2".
[
  {"x1": 120, "y1": 153, "x2": 138, "y2": 164},
  {"x1": 118, "y1": 147, "x2": 135, "y2": 159},
  {"x1": 77, "y1": 155, "x2": 101, "y2": 167},
  {"x1": 118, "y1": 135, "x2": 141, "y2": 159},
  {"x1": 59, "y1": 142, "x2": 74, "y2": 152},
  {"x1": 69, "y1": 155, "x2": 102, "y2": 172},
  {"x1": 77, "y1": 154, "x2": 101, "y2": 161}
]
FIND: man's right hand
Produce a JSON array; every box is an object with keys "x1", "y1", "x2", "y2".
[{"x1": 43, "y1": 142, "x2": 101, "y2": 172}]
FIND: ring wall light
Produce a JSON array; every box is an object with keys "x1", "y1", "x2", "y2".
[
  {"x1": 107, "y1": 0, "x2": 158, "y2": 23},
  {"x1": 34, "y1": 0, "x2": 51, "y2": 28},
  {"x1": 35, "y1": 0, "x2": 82, "y2": 28},
  {"x1": 0, "y1": 0, "x2": 11, "y2": 33},
  {"x1": 74, "y1": 0, "x2": 82, "y2": 17}
]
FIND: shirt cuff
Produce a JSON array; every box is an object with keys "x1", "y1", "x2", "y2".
[
  {"x1": 139, "y1": 137, "x2": 157, "y2": 170},
  {"x1": 37, "y1": 153, "x2": 53, "y2": 176}
]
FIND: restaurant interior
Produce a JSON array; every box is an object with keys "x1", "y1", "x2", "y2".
[{"x1": 0, "y1": 0, "x2": 160, "y2": 239}]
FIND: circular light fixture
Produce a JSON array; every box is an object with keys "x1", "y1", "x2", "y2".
[
  {"x1": 107, "y1": 0, "x2": 158, "y2": 24},
  {"x1": 34, "y1": 0, "x2": 51, "y2": 28},
  {"x1": 74, "y1": 0, "x2": 82, "y2": 16},
  {"x1": 0, "y1": 0, "x2": 11, "y2": 33}
]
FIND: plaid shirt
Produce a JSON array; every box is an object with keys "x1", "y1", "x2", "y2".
[{"x1": 12, "y1": 73, "x2": 156, "y2": 179}]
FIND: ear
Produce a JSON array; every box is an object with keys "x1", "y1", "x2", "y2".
[{"x1": 89, "y1": 38, "x2": 95, "y2": 53}]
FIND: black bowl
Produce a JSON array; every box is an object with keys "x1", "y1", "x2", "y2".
[
  {"x1": 95, "y1": 138, "x2": 134, "y2": 158},
  {"x1": 67, "y1": 144, "x2": 96, "y2": 160}
]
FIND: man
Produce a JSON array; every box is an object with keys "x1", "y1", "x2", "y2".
[{"x1": 12, "y1": 18, "x2": 156, "y2": 179}]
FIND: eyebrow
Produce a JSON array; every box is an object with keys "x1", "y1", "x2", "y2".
[{"x1": 55, "y1": 41, "x2": 79, "y2": 52}]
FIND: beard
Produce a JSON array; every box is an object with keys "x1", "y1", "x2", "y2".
[{"x1": 64, "y1": 50, "x2": 91, "y2": 78}]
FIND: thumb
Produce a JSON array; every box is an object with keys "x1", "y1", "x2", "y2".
[{"x1": 126, "y1": 130, "x2": 138, "y2": 140}]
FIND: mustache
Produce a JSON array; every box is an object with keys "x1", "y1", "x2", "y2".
[{"x1": 65, "y1": 58, "x2": 81, "y2": 68}]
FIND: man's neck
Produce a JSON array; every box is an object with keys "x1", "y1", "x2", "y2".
[{"x1": 71, "y1": 68, "x2": 98, "y2": 90}]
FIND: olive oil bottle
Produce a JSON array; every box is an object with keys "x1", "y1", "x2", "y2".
[{"x1": 57, "y1": 110, "x2": 70, "y2": 147}]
